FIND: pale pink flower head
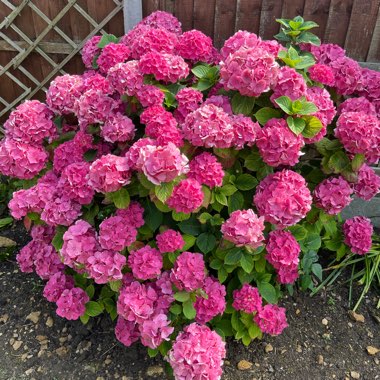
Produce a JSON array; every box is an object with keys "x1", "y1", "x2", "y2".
[
  {"x1": 182, "y1": 104, "x2": 235, "y2": 148},
  {"x1": 81, "y1": 35, "x2": 102, "y2": 68},
  {"x1": 124, "y1": 138, "x2": 157, "y2": 170},
  {"x1": 194, "y1": 276, "x2": 226, "y2": 324},
  {"x1": 313, "y1": 176, "x2": 353, "y2": 215},
  {"x1": 266, "y1": 230, "x2": 300, "y2": 270},
  {"x1": 221, "y1": 209, "x2": 265, "y2": 249},
  {"x1": 43, "y1": 272, "x2": 75, "y2": 302},
  {"x1": 232, "y1": 284, "x2": 262, "y2": 314},
  {"x1": 46, "y1": 74, "x2": 84, "y2": 114},
  {"x1": 107, "y1": 60, "x2": 144, "y2": 96},
  {"x1": 0, "y1": 138, "x2": 48, "y2": 179},
  {"x1": 336, "y1": 111, "x2": 380, "y2": 164},
  {"x1": 4, "y1": 100, "x2": 56, "y2": 144},
  {"x1": 329, "y1": 56, "x2": 362, "y2": 95},
  {"x1": 139, "y1": 52, "x2": 189, "y2": 83},
  {"x1": 101, "y1": 112, "x2": 135, "y2": 143},
  {"x1": 188, "y1": 152, "x2": 225, "y2": 188},
  {"x1": 256, "y1": 118, "x2": 305, "y2": 167},
  {"x1": 87, "y1": 250, "x2": 126, "y2": 284},
  {"x1": 96, "y1": 43, "x2": 130, "y2": 74},
  {"x1": 171, "y1": 251, "x2": 205, "y2": 291},
  {"x1": 136, "y1": 84, "x2": 165, "y2": 108},
  {"x1": 308, "y1": 63, "x2": 335, "y2": 86},
  {"x1": 176, "y1": 30, "x2": 214, "y2": 62},
  {"x1": 128, "y1": 245, "x2": 163, "y2": 280},
  {"x1": 41, "y1": 195, "x2": 82, "y2": 227},
  {"x1": 204, "y1": 95, "x2": 233, "y2": 115},
  {"x1": 338, "y1": 97, "x2": 377, "y2": 116},
  {"x1": 168, "y1": 323, "x2": 226, "y2": 380},
  {"x1": 220, "y1": 46, "x2": 279, "y2": 97},
  {"x1": 231, "y1": 114, "x2": 261, "y2": 149},
  {"x1": 140, "y1": 11, "x2": 182, "y2": 35},
  {"x1": 353, "y1": 164, "x2": 380, "y2": 201},
  {"x1": 156, "y1": 229, "x2": 185, "y2": 253},
  {"x1": 139, "y1": 313, "x2": 174, "y2": 349},
  {"x1": 115, "y1": 317, "x2": 140, "y2": 347},
  {"x1": 116, "y1": 201, "x2": 145, "y2": 228},
  {"x1": 270, "y1": 66, "x2": 307, "y2": 103},
  {"x1": 254, "y1": 304, "x2": 288, "y2": 336},
  {"x1": 167, "y1": 178, "x2": 204, "y2": 214},
  {"x1": 254, "y1": 169, "x2": 312, "y2": 228},
  {"x1": 310, "y1": 43, "x2": 346, "y2": 65},
  {"x1": 221, "y1": 30, "x2": 261, "y2": 60},
  {"x1": 141, "y1": 142, "x2": 189, "y2": 185},
  {"x1": 61, "y1": 220, "x2": 98, "y2": 268},
  {"x1": 175, "y1": 87, "x2": 203, "y2": 123},
  {"x1": 99, "y1": 215, "x2": 137, "y2": 251},
  {"x1": 343, "y1": 216, "x2": 373, "y2": 255},
  {"x1": 88, "y1": 154, "x2": 131, "y2": 193},
  {"x1": 34, "y1": 243, "x2": 64, "y2": 280},
  {"x1": 56, "y1": 287, "x2": 89, "y2": 320}
]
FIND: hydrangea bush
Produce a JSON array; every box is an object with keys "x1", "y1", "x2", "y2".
[{"x1": 1, "y1": 12, "x2": 380, "y2": 379}]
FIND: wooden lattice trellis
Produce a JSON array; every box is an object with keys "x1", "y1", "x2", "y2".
[{"x1": 0, "y1": 0, "x2": 125, "y2": 119}]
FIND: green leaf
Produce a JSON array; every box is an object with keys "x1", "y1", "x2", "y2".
[
  {"x1": 144, "y1": 201, "x2": 163, "y2": 232},
  {"x1": 83, "y1": 149, "x2": 98, "y2": 162},
  {"x1": 288, "y1": 225, "x2": 307, "y2": 240},
  {"x1": 191, "y1": 64, "x2": 210, "y2": 78},
  {"x1": 170, "y1": 304, "x2": 182, "y2": 315},
  {"x1": 196, "y1": 232, "x2": 216, "y2": 254},
  {"x1": 85, "y1": 285, "x2": 95, "y2": 299},
  {"x1": 80, "y1": 314, "x2": 90, "y2": 324},
  {"x1": 276, "y1": 18, "x2": 291, "y2": 28},
  {"x1": 231, "y1": 93, "x2": 255, "y2": 116},
  {"x1": 52, "y1": 226, "x2": 67, "y2": 252},
  {"x1": 218, "y1": 267, "x2": 228, "y2": 283},
  {"x1": 299, "y1": 21, "x2": 319, "y2": 31},
  {"x1": 210, "y1": 258, "x2": 223, "y2": 270},
  {"x1": 351, "y1": 154, "x2": 365, "y2": 172},
  {"x1": 193, "y1": 78, "x2": 213, "y2": 91},
  {"x1": 328, "y1": 151, "x2": 351, "y2": 174},
  {"x1": 254, "y1": 107, "x2": 282, "y2": 125},
  {"x1": 82, "y1": 204, "x2": 99, "y2": 225},
  {"x1": 336, "y1": 243, "x2": 348, "y2": 261},
  {"x1": 172, "y1": 211, "x2": 191, "y2": 221},
  {"x1": 275, "y1": 96, "x2": 293, "y2": 114},
  {"x1": 148, "y1": 348, "x2": 159, "y2": 358},
  {"x1": 198, "y1": 212, "x2": 213, "y2": 224},
  {"x1": 85, "y1": 301, "x2": 104, "y2": 317},
  {"x1": 174, "y1": 292, "x2": 190, "y2": 302},
  {"x1": 289, "y1": 20, "x2": 303, "y2": 30},
  {"x1": 248, "y1": 323, "x2": 262, "y2": 339},
  {"x1": 240, "y1": 253, "x2": 254, "y2": 274},
  {"x1": 215, "y1": 192, "x2": 228, "y2": 206},
  {"x1": 242, "y1": 334, "x2": 252, "y2": 346},
  {"x1": 154, "y1": 182, "x2": 174, "y2": 203},
  {"x1": 182, "y1": 299, "x2": 196, "y2": 319},
  {"x1": 97, "y1": 33, "x2": 119, "y2": 48},
  {"x1": 301, "y1": 116, "x2": 323, "y2": 138},
  {"x1": 311, "y1": 263, "x2": 323, "y2": 281},
  {"x1": 0, "y1": 217, "x2": 13, "y2": 229},
  {"x1": 287, "y1": 116, "x2": 306, "y2": 135},
  {"x1": 215, "y1": 319, "x2": 234, "y2": 337},
  {"x1": 109, "y1": 280, "x2": 122, "y2": 292},
  {"x1": 235, "y1": 174, "x2": 258, "y2": 191},
  {"x1": 178, "y1": 217, "x2": 202, "y2": 236},
  {"x1": 220, "y1": 184, "x2": 237, "y2": 196},
  {"x1": 257, "y1": 282, "x2": 278, "y2": 304},
  {"x1": 225, "y1": 247, "x2": 243, "y2": 265},
  {"x1": 297, "y1": 31, "x2": 321, "y2": 46},
  {"x1": 294, "y1": 54, "x2": 315, "y2": 70},
  {"x1": 302, "y1": 233, "x2": 321, "y2": 251},
  {"x1": 182, "y1": 234, "x2": 197, "y2": 251},
  {"x1": 298, "y1": 101, "x2": 318, "y2": 115},
  {"x1": 107, "y1": 188, "x2": 130, "y2": 209},
  {"x1": 228, "y1": 191, "x2": 244, "y2": 214}
]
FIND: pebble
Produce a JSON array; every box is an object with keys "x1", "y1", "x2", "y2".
[
  {"x1": 264, "y1": 343, "x2": 273, "y2": 353},
  {"x1": 26, "y1": 311, "x2": 40, "y2": 324},
  {"x1": 350, "y1": 371, "x2": 360, "y2": 379},
  {"x1": 367, "y1": 346, "x2": 379, "y2": 356},
  {"x1": 36, "y1": 335, "x2": 47, "y2": 342},
  {"x1": 317, "y1": 355, "x2": 324, "y2": 365},
  {"x1": 46, "y1": 317, "x2": 53, "y2": 327},
  {"x1": 146, "y1": 365, "x2": 164, "y2": 377},
  {"x1": 104, "y1": 357, "x2": 112, "y2": 365},
  {"x1": 12, "y1": 340, "x2": 22, "y2": 351},
  {"x1": 295, "y1": 309, "x2": 301, "y2": 315},
  {"x1": 0, "y1": 314, "x2": 9, "y2": 324},
  {"x1": 296, "y1": 344, "x2": 302, "y2": 353},
  {"x1": 237, "y1": 360, "x2": 253, "y2": 370},
  {"x1": 348, "y1": 310, "x2": 365, "y2": 323},
  {"x1": 25, "y1": 368, "x2": 34, "y2": 376},
  {"x1": 322, "y1": 318, "x2": 328, "y2": 326},
  {"x1": 56, "y1": 346, "x2": 69, "y2": 356}
]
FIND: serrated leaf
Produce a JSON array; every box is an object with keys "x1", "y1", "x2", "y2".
[
  {"x1": 85, "y1": 285, "x2": 95, "y2": 299},
  {"x1": 220, "y1": 184, "x2": 237, "y2": 196},
  {"x1": 170, "y1": 303, "x2": 182, "y2": 315},
  {"x1": 85, "y1": 301, "x2": 104, "y2": 317},
  {"x1": 196, "y1": 232, "x2": 216, "y2": 254},
  {"x1": 80, "y1": 313, "x2": 90, "y2": 324},
  {"x1": 288, "y1": 225, "x2": 307, "y2": 240},
  {"x1": 225, "y1": 247, "x2": 243, "y2": 265},
  {"x1": 52, "y1": 226, "x2": 67, "y2": 252},
  {"x1": 297, "y1": 31, "x2": 321, "y2": 46},
  {"x1": 228, "y1": 191, "x2": 244, "y2": 214},
  {"x1": 248, "y1": 323, "x2": 262, "y2": 339},
  {"x1": 191, "y1": 64, "x2": 210, "y2": 78},
  {"x1": 154, "y1": 182, "x2": 174, "y2": 203},
  {"x1": 182, "y1": 299, "x2": 196, "y2": 319},
  {"x1": 182, "y1": 234, "x2": 196, "y2": 251},
  {"x1": 107, "y1": 187, "x2": 130, "y2": 209},
  {"x1": 198, "y1": 212, "x2": 213, "y2": 224},
  {"x1": 218, "y1": 267, "x2": 228, "y2": 283},
  {"x1": 298, "y1": 101, "x2": 318, "y2": 115},
  {"x1": 275, "y1": 96, "x2": 293, "y2": 114},
  {"x1": 231, "y1": 93, "x2": 255, "y2": 116},
  {"x1": 174, "y1": 292, "x2": 190, "y2": 302},
  {"x1": 287, "y1": 116, "x2": 306, "y2": 135},
  {"x1": 294, "y1": 55, "x2": 316, "y2": 70},
  {"x1": 144, "y1": 201, "x2": 163, "y2": 232},
  {"x1": 97, "y1": 33, "x2": 119, "y2": 48},
  {"x1": 299, "y1": 21, "x2": 319, "y2": 31},
  {"x1": 178, "y1": 217, "x2": 202, "y2": 236},
  {"x1": 351, "y1": 154, "x2": 365, "y2": 172},
  {"x1": 148, "y1": 348, "x2": 159, "y2": 358},
  {"x1": 301, "y1": 115, "x2": 323, "y2": 138},
  {"x1": 311, "y1": 263, "x2": 322, "y2": 281},
  {"x1": 257, "y1": 282, "x2": 278, "y2": 304},
  {"x1": 210, "y1": 258, "x2": 223, "y2": 270},
  {"x1": 240, "y1": 253, "x2": 254, "y2": 273},
  {"x1": 109, "y1": 280, "x2": 122, "y2": 292},
  {"x1": 215, "y1": 192, "x2": 228, "y2": 206},
  {"x1": 235, "y1": 174, "x2": 258, "y2": 191},
  {"x1": 0, "y1": 217, "x2": 13, "y2": 229},
  {"x1": 193, "y1": 78, "x2": 213, "y2": 91},
  {"x1": 254, "y1": 107, "x2": 282, "y2": 125},
  {"x1": 172, "y1": 211, "x2": 191, "y2": 221}
]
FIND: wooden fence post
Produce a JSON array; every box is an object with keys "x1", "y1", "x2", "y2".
[{"x1": 123, "y1": 0, "x2": 142, "y2": 32}]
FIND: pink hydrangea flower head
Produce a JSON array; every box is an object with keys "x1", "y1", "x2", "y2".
[
  {"x1": 115, "y1": 317, "x2": 140, "y2": 347},
  {"x1": 58, "y1": 162, "x2": 94, "y2": 205},
  {"x1": 46, "y1": 74, "x2": 84, "y2": 114},
  {"x1": 30, "y1": 225, "x2": 55, "y2": 243},
  {"x1": 34, "y1": 243, "x2": 64, "y2": 280},
  {"x1": 188, "y1": 152, "x2": 225, "y2": 188},
  {"x1": 338, "y1": 97, "x2": 377, "y2": 116},
  {"x1": 357, "y1": 68, "x2": 380, "y2": 112},
  {"x1": 61, "y1": 220, "x2": 98, "y2": 268},
  {"x1": 308, "y1": 64, "x2": 335, "y2": 86},
  {"x1": 167, "y1": 178, "x2": 204, "y2": 214},
  {"x1": 41, "y1": 196, "x2": 82, "y2": 227},
  {"x1": 141, "y1": 142, "x2": 189, "y2": 185},
  {"x1": 353, "y1": 164, "x2": 380, "y2": 201},
  {"x1": 136, "y1": 84, "x2": 165, "y2": 108},
  {"x1": 270, "y1": 66, "x2": 307, "y2": 103},
  {"x1": 81, "y1": 35, "x2": 101, "y2": 68},
  {"x1": 254, "y1": 304, "x2": 288, "y2": 336},
  {"x1": 266, "y1": 230, "x2": 300, "y2": 271},
  {"x1": 221, "y1": 209, "x2": 265, "y2": 248},
  {"x1": 16, "y1": 240, "x2": 39, "y2": 273},
  {"x1": 220, "y1": 46, "x2": 279, "y2": 97},
  {"x1": 221, "y1": 30, "x2": 261, "y2": 60},
  {"x1": 0, "y1": 138, "x2": 48, "y2": 179},
  {"x1": 232, "y1": 284, "x2": 262, "y2": 313},
  {"x1": 116, "y1": 201, "x2": 145, "y2": 228},
  {"x1": 4, "y1": 100, "x2": 56, "y2": 144},
  {"x1": 8, "y1": 187, "x2": 43, "y2": 220},
  {"x1": 56, "y1": 287, "x2": 89, "y2": 320},
  {"x1": 125, "y1": 138, "x2": 157, "y2": 170},
  {"x1": 152, "y1": 271, "x2": 175, "y2": 315},
  {"x1": 174, "y1": 87, "x2": 203, "y2": 123},
  {"x1": 139, "y1": 313, "x2": 174, "y2": 349},
  {"x1": 87, "y1": 250, "x2": 126, "y2": 284},
  {"x1": 277, "y1": 265, "x2": 299, "y2": 284},
  {"x1": 256, "y1": 118, "x2": 305, "y2": 167},
  {"x1": 176, "y1": 30, "x2": 214, "y2": 62},
  {"x1": 100, "y1": 112, "x2": 135, "y2": 143},
  {"x1": 254, "y1": 169, "x2": 312, "y2": 228},
  {"x1": 231, "y1": 114, "x2": 261, "y2": 149},
  {"x1": 99, "y1": 215, "x2": 137, "y2": 251},
  {"x1": 141, "y1": 105, "x2": 177, "y2": 133},
  {"x1": 182, "y1": 104, "x2": 235, "y2": 148},
  {"x1": 194, "y1": 276, "x2": 226, "y2": 324},
  {"x1": 310, "y1": 43, "x2": 346, "y2": 65},
  {"x1": 88, "y1": 154, "x2": 131, "y2": 193},
  {"x1": 171, "y1": 251, "x2": 205, "y2": 291},
  {"x1": 204, "y1": 95, "x2": 233, "y2": 115},
  {"x1": 120, "y1": 23, "x2": 151, "y2": 46},
  {"x1": 117, "y1": 281, "x2": 158, "y2": 323},
  {"x1": 168, "y1": 323, "x2": 226, "y2": 380},
  {"x1": 128, "y1": 245, "x2": 163, "y2": 280},
  {"x1": 43, "y1": 272, "x2": 75, "y2": 302},
  {"x1": 313, "y1": 176, "x2": 353, "y2": 215},
  {"x1": 140, "y1": 11, "x2": 182, "y2": 35},
  {"x1": 156, "y1": 229, "x2": 185, "y2": 253},
  {"x1": 82, "y1": 72, "x2": 112, "y2": 94},
  {"x1": 96, "y1": 43, "x2": 130, "y2": 74},
  {"x1": 329, "y1": 56, "x2": 362, "y2": 95},
  {"x1": 343, "y1": 216, "x2": 373, "y2": 255},
  {"x1": 139, "y1": 52, "x2": 189, "y2": 83},
  {"x1": 107, "y1": 60, "x2": 144, "y2": 96}
]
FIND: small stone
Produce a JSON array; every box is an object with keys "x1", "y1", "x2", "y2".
[
  {"x1": 350, "y1": 371, "x2": 360, "y2": 379},
  {"x1": 317, "y1": 355, "x2": 324, "y2": 365},
  {"x1": 265, "y1": 343, "x2": 273, "y2": 353},
  {"x1": 21, "y1": 353, "x2": 28, "y2": 362},
  {"x1": 26, "y1": 311, "x2": 41, "y2": 324},
  {"x1": 56, "y1": 346, "x2": 68, "y2": 357},
  {"x1": 348, "y1": 310, "x2": 365, "y2": 323},
  {"x1": 348, "y1": 322, "x2": 353, "y2": 328},
  {"x1": 296, "y1": 344, "x2": 302, "y2": 353},
  {"x1": 367, "y1": 346, "x2": 379, "y2": 356},
  {"x1": 13, "y1": 340, "x2": 22, "y2": 351},
  {"x1": 237, "y1": 360, "x2": 253, "y2": 370},
  {"x1": 322, "y1": 318, "x2": 328, "y2": 326},
  {"x1": 224, "y1": 360, "x2": 230, "y2": 366},
  {"x1": 9, "y1": 338, "x2": 14, "y2": 346},
  {"x1": 104, "y1": 357, "x2": 112, "y2": 365},
  {"x1": 96, "y1": 377, "x2": 105, "y2": 380},
  {"x1": 0, "y1": 314, "x2": 9, "y2": 324},
  {"x1": 36, "y1": 335, "x2": 47, "y2": 342},
  {"x1": 25, "y1": 368, "x2": 34, "y2": 376},
  {"x1": 46, "y1": 317, "x2": 53, "y2": 328},
  {"x1": 295, "y1": 309, "x2": 301, "y2": 315},
  {"x1": 146, "y1": 365, "x2": 164, "y2": 377},
  {"x1": 374, "y1": 358, "x2": 379, "y2": 365},
  {"x1": 0, "y1": 236, "x2": 17, "y2": 247}
]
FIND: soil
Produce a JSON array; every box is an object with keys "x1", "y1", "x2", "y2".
[{"x1": 0, "y1": 223, "x2": 379, "y2": 380}]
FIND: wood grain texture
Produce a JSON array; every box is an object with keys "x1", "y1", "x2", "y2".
[
  {"x1": 281, "y1": 0, "x2": 305, "y2": 18},
  {"x1": 367, "y1": 6, "x2": 380, "y2": 62},
  {"x1": 259, "y1": 0, "x2": 283, "y2": 39},
  {"x1": 174, "y1": 0, "x2": 194, "y2": 31},
  {"x1": 193, "y1": 0, "x2": 216, "y2": 37},
  {"x1": 142, "y1": 0, "x2": 159, "y2": 16},
  {"x1": 303, "y1": 0, "x2": 331, "y2": 40},
  {"x1": 235, "y1": 0, "x2": 262, "y2": 34},
  {"x1": 214, "y1": 0, "x2": 237, "y2": 47}
]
